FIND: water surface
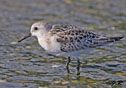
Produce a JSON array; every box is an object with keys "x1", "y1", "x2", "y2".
[{"x1": 0, "y1": 0, "x2": 126, "y2": 88}]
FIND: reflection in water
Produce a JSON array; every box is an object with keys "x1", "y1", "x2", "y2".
[{"x1": 0, "y1": 0, "x2": 126, "y2": 88}]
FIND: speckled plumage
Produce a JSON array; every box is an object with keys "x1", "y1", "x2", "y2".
[
  {"x1": 49, "y1": 23, "x2": 121, "y2": 52},
  {"x1": 18, "y1": 21, "x2": 123, "y2": 75}
]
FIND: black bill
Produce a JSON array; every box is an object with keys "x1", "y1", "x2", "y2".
[{"x1": 18, "y1": 33, "x2": 31, "y2": 42}]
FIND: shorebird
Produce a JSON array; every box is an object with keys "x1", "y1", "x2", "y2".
[{"x1": 18, "y1": 21, "x2": 123, "y2": 75}]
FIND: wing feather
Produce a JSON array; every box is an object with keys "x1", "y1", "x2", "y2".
[{"x1": 49, "y1": 24, "x2": 103, "y2": 52}]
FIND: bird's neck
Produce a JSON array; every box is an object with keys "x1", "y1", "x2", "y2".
[{"x1": 37, "y1": 33, "x2": 51, "y2": 50}]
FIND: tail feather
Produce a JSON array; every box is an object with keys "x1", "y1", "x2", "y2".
[
  {"x1": 98, "y1": 37, "x2": 124, "y2": 43},
  {"x1": 109, "y1": 37, "x2": 124, "y2": 41},
  {"x1": 92, "y1": 36, "x2": 124, "y2": 47}
]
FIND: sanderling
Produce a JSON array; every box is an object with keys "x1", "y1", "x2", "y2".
[{"x1": 18, "y1": 21, "x2": 123, "y2": 75}]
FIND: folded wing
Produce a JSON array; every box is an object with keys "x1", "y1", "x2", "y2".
[{"x1": 50, "y1": 24, "x2": 123, "y2": 52}]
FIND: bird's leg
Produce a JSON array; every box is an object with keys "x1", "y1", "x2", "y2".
[
  {"x1": 76, "y1": 58, "x2": 80, "y2": 75},
  {"x1": 66, "y1": 56, "x2": 71, "y2": 73}
]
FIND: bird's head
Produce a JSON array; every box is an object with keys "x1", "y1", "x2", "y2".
[{"x1": 18, "y1": 21, "x2": 52, "y2": 42}]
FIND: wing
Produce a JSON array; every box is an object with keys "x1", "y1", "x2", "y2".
[{"x1": 49, "y1": 24, "x2": 107, "y2": 52}]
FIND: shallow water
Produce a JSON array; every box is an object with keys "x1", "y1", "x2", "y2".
[{"x1": 0, "y1": 0, "x2": 126, "y2": 88}]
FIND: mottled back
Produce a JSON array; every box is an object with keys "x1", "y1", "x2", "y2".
[{"x1": 49, "y1": 24, "x2": 123, "y2": 52}]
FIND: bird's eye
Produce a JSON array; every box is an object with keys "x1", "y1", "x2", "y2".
[{"x1": 34, "y1": 27, "x2": 38, "y2": 30}]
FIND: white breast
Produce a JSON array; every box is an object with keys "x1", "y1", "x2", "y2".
[{"x1": 38, "y1": 35, "x2": 62, "y2": 53}]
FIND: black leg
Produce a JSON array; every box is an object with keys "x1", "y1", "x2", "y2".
[
  {"x1": 66, "y1": 57, "x2": 71, "y2": 73},
  {"x1": 76, "y1": 58, "x2": 80, "y2": 75}
]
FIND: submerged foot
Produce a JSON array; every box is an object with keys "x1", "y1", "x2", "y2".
[
  {"x1": 66, "y1": 57, "x2": 71, "y2": 74},
  {"x1": 77, "y1": 58, "x2": 81, "y2": 75}
]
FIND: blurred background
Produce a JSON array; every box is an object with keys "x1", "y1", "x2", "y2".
[{"x1": 0, "y1": 0, "x2": 126, "y2": 88}]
